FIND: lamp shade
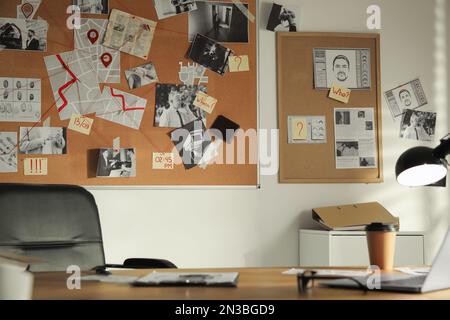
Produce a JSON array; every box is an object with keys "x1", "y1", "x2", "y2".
[{"x1": 396, "y1": 147, "x2": 448, "y2": 187}]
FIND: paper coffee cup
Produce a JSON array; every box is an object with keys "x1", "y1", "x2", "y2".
[
  {"x1": 0, "y1": 264, "x2": 34, "y2": 300},
  {"x1": 366, "y1": 223, "x2": 397, "y2": 271}
]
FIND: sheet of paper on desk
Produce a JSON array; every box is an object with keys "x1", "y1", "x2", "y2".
[
  {"x1": 134, "y1": 272, "x2": 239, "y2": 286},
  {"x1": 395, "y1": 267, "x2": 430, "y2": 276},
  {"x1": 283, "y1": 268, "x2": 372, "y2": 277},
  {"x1": 81, "y1": 275, "x2": 138, "y2": 284}
]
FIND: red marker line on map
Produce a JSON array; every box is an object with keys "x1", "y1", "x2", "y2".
[
  {"x1": 110, "y1": 87, "x2": 145, "y2": 111},
  {"x1": 56, "y1": 54, "x2": 79, "y2": 112}
]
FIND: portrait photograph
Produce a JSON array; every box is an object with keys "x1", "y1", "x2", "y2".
[
  {"x1": 188, "y1": 34, "x2": 233, "y2": 75},
  {"x1": 189, "y1": 1, "x2": 249, "y2": 43},
  {"x1": 399, "y1": 109, "x2": 436, "y2": 142},
  {"x1": 155, "y1": 84, "x2": 207, "y2": 128}
]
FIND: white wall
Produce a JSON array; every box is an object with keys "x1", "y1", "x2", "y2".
[{"x1": 92, "y1": 0, "x2": 450, "y2": 268}]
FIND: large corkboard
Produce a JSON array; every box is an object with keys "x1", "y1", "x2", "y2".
[
  {"x1": 0, "y1": 0, "x2": 258, "y2": 186},
  {"x1": 277, "y1": 32, "x2": 383, "y2": 183}
]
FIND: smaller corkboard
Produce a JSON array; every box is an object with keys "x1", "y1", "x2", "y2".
[{"x1": 277, "y1": 32, "x2": 383, "y2": 183}]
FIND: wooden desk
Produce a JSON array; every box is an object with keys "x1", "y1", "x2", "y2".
[{"x1": 32, "y1": 268, "x2": 450, "y2": 300}]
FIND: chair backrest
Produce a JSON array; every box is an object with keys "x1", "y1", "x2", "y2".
[{"x1": 0, "y1": 183, "x2": 105, "y2": 272}]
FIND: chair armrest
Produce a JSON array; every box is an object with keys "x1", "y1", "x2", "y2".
[
  {"x1": 93, "y1": 258, "x2": 177, "y2": 274},
  {"x1": 123, "y1": 258, "x2": 177, "y2": 269}
]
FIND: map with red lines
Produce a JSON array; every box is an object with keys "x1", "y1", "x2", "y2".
[
  {"x1": 44, "y1": 49, "x2": 103, "y2": 120},
  {"x1": 96, "y1": 86, "x2": 147, "y2": 130}
]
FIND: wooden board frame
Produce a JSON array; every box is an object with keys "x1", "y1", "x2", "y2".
[
  {"x1": 0, "y1": 0, "x2": 259, "y2": 187},
  {"x1": 277, "y1": 32, "x2": 383, "y2": 184}
]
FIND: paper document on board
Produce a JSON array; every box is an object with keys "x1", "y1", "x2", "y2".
[{"x1": 334, "y1": 108, "x2": 378, "y2": 169}]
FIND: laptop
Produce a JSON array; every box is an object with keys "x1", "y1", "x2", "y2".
[
  {"x1": 132, "y1": 272, "x2": 239, "y2": 287},
  {"x1": 322, "y1": 227, "x2": 450, "y2": 293}
]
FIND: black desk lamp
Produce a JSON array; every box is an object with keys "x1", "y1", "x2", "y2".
[{"x1": 396, "y1": 134, "x2": 450, "y2": 187}]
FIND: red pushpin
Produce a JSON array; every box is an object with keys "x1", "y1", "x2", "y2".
[
  {"x1": 100, "y1": 53, "x2": 112, "y2": 68},
  {"x1": 21, "y1": 3, "x2": 34, "y2": 19},
  {"x1": 87, "y1": 29, "x2": 99, "y2": 45}
]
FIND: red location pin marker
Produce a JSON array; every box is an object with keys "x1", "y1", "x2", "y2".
[
  {"x1": 21, "y1": 3, "x2": 34, "y2": 19},
  {"x1": 87, "y1": 29, "x2": 99, "y2": 45},
  {"x1": 100, "y1": 53, "x2": 112, "y2": 68}
]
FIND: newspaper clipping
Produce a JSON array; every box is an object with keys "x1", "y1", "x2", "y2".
[
  {"x1": 334, "y1": 108, "x2": 377, "y2": 169},
  {"x1": 313, "y1": 48, "x2": 371, "y2": 89},
  {"x1": 102, "y1": 9, "x2": 157, "y2": 59}
]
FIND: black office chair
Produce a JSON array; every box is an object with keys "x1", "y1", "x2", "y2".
[{"x1": 0, "y1": 183, "x2": 176, "y2": 272}]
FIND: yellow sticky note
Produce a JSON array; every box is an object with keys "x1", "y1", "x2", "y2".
[
  {"x1": 193, "y1": 91, "x2": 217, "y2": 114},
  {"x1": 152, "y1": 152, "x2": 174, "y2": 170},
  {"x1": 228, "y1": 55, "x2": 250, "y2": 72},
  {"x1": 68, "y1": 114, "x2": 94, "y2": 135},
  {"x1": 24, "y1": 158, "x2": 47, "y2": 175},
  {"x1": 329, "y1": 83, "x2": 351, "y2": 103},
  {"x1": 291, "y1": 117, "x2": 307, "y2": 140}
]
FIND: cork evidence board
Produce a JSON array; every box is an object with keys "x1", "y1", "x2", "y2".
[
  {"x1": 0, "y1": 0, "x2": 258, "y2": 186},
  {"x1": 277, "y1": 32, "x2": 383, "y2": 183}
]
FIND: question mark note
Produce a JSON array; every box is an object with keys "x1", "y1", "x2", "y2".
[
  {"x1": 291, "y1": 117, "x2": 307, "y2": 140},
  {"x1": 229, "y1": 55, "x2": 250, "y2": 72}
]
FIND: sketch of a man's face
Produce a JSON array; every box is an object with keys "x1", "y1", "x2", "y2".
[
  {"x1": 399, "y1": 89, "x2": 412, "y2": 107},
  {"x1": 333, "y1": 55, "x2": 350, "y2": 82}
]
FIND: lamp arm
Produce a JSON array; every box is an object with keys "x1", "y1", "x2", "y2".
[{"x1": 433, "y1": 133, "x2": 450, "y2": 161}]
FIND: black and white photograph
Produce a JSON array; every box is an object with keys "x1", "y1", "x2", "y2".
[
  {"x1": 358, "y1": 111, "x2": 365, "y2": 118},
  {"x1": 154, "y1": 0, "x2": 197, "y2": 20},
  {"x1": 366, "y1": 121, "x2": 373, "y2": 131},
  {"x1": 155, "y1": 83, "x2": 207, "y2": 128},
  {"x1": 19, "y1": 127, "x2": 67, "y2": 155},
  {"x1": 73, "y1": 0, "x2": 109, "y2": 14},
  {"x1": 96, "y1": 148, "x2": 136, "y2": 177},
  {"x1": 335, "y1": 111, "x2": 351, "y2": 125},
  {"x1": 359, "y1": 157, "x2": 375, "y2": 167},
  {"x1": 188, "y1": 1, "x2": 249, "y2": 43},
  {"x1": 125, "y1": 62, "x2": 158, "y2": 89},
  {"x1": 0, "y1": 18, "x2": 48, "y2": 51},
  {"x1": 336, "y1": 141, "x2": 359, "y2": 157},
  {"x1": 399, "y1": 109, "x2": 436, "y2": 142},
  {"x1": 170, "y1": 120, "x2": 211, "y2": 170},
  {"x1": 266, "y1": 2, "x2": 298, "y2": 32},
  {"x1": 313, "y1": 48, "x2": 371, "y2": 89},
  {"x1": 0, "y1": 132, "x2": 17, "y2": 173},
  {"x1": 188, "y1": 34, "x2": 233, "y2": 75},
  {"x1": 384, "y1": 79, "x2": 428, "y2": 119}
]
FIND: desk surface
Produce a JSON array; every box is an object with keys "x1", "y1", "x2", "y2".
[{"x1": 32, "y1": 268, "x2": 450, "y2": 300}]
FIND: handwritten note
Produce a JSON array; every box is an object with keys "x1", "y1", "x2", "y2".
[
  {"x1": 152, "y1": 152, "x2": 174, "y2": 170},
  {"x1": 228, "y1": 55, "x2": 250, "y2": 72},
  {"x1": 193, "y1": 91, "x2": 218, "y2": 114},
  {"x1": 68, "y1": 114, "x2": 94, "y2": 135},
  {"x1": 290, "y1": 117, "x2": 307, "y2": 140},
  {"x1": 24, "y1": 158, "x2": 47, "y2": 175},
  {"x1": 329, "y1": 83, "x2": 351, "y2": 103}
]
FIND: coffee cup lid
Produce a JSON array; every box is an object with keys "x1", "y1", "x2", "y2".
[{"x1": 365, "y1": 222, "x2": 396, "y2": 232}]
